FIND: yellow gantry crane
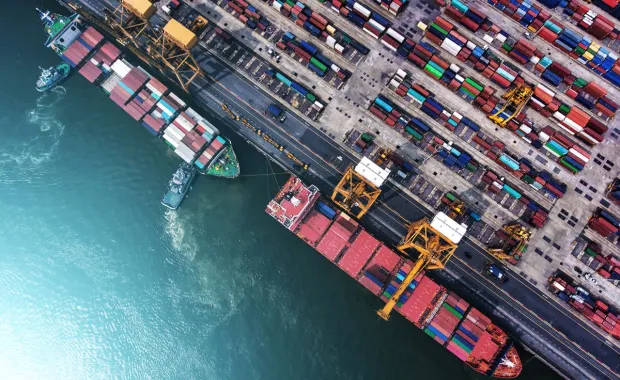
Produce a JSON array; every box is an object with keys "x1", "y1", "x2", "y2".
[
  {"x1": 332, "y1": 158, "x2": 388, "y2": 219},
  {"x1": 377, "y1": 213, "x2": 463, "y2": 320},
  {"x1": 487, "y1": 223, "x2": 531, "y2": 261},
  {"x1": 488, "y1": 84, "x2": 533, "y2": 128},
  {"x1": 105, "y1": 0, "x2": 155, "y2": 47},
  {"x1": 332, "y1": 166, "x2": 381, "y2": 219}
]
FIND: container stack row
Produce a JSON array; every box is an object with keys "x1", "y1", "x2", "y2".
[
  {"x1": 270, "y1": 0, "x2": 370, "y2": 56},
  {"x1": 264, "y1": 68, "x2": 325, "y2": 112},
  {"x1": 227, "y1": 0, "x2": 273, "y2": 31},
  {"x1": 434, "y1": 12, "x2": 614, "y2": 142},
  {"x1": 369, "y1": 93, "x2": 552, "y2": 226},
  {"x1": 277, "y1": 32, "x2": 350, "y2": 81},
  {"x1": 477, "y1": 0, "x2": 620, "y2": 88},
  {"x1": 423, "y1": 291, "x2": 468, "y2": 347},
  {"x1": 321, "y1": 0, "x2": 393, "y2": 38},
  {"x1": 597, "y1": 253, "x2": 620, "y2": 281},
  {"x1": 140, "y1": 77, "x2": 170, "y2": 135},
  {"x1": 388, "y1": 72, "x2": 569, "y2": 196},
  {"x1": 549, "y1": 273, "x2": 620, "y2": 339},
  {"x1": 196, "y1": 136, "x2": 227, "y2": 169},
  {"x1": 538, "y1": 0, "x2": 620, "y2": 44},
  {"x1": 588, "y1": 208, "x2": 620, "y2": 239},
  {"x1": 480, "y1": 169, "x2": 550, "y2": 227},
  {"x1": 459, "y1": 308, "x2": 496, "y2": 365},
  {"x1": 61, "y1": 37, "x2": 94, "y2": 67},
  {"x1": 447, "y1": 303, "x2": 489, "y2": 360}
]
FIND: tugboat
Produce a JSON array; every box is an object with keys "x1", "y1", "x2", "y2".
[
  {"x1": 36, "y1": 63, "x2": 71, "y2": 92},
  {"x1": 161, "y1": 163, "x2": 197, "y2": 210}
]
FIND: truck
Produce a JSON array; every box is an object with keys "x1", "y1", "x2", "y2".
[
  {"x1": 266, "y1": 104, "x2": 286, "y2": 122},
  {"x1": 485, "y1": 261, "x2": 508, "y2": 283}
]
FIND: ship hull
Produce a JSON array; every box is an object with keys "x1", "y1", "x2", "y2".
[{"x1": 266, "y1": 176, "x2": 523, "y2": 378}]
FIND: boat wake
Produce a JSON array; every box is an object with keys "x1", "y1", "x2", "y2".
[
  {"x1": 0, "y1": 86, "x2": 66, "y2": 168},
  {"x1": 164, "y1": 209, "x2": 198, "y2": 262}
]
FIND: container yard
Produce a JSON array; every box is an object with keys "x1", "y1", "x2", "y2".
[{"x1": 50, "y1": 0, "x2": 620, "y2": 378}]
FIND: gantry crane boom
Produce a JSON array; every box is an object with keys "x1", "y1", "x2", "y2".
[
  {"x1": 377, "y1": 214, "x2": 462, "y2": 320},
  {"x1": 487, "y1": 223, "x2": 531, "y2": 262},
  {"x1": 488, "y1": 84, "x2": 533, "y2": 128}
]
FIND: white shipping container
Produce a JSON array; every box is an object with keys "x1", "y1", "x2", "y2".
[
  {"x1": 273, "y1": 1, "x2": 282, "y2": 10},
  {"x1": 441, "y1": 39, "x2": 461, "y2": 55},
  {"x1": 579, "y1": 131, "x2": 599, "y2": 145},
  {"x1": 175, "y1": 116, "x2": 195, "y2": 132},
  {"x1": 175, "y1": 143, "x2": 195, "y2": 160},
  {"x1": 452, "y1": 112, "x2": 463, "y2": 120},
  {"x1": 165, "y1": 123, "x2": 186, "y2": 140},
  {"x1": 353, "y1": 2, "x2": 371, "y2": 18},
  {"x1": 449, "y1": 63, "x2": 461, "y2": 73},
  {"x1": 389, "y1": 79, "x2": 401, "y2": 88},
  {"x1": 538, "y1": 132, "x2": 550, "y2": 142},
  {"x1": 430, "y1": 212, "x2": 466, "y2": 244},
  {"x1": 102, "y1": 63, "x2": 111, "y2": 72},
  {"x1": 465, "y1": 41, "x2": 477, "y2": 50},
  {"x1": 90, "y1": 58, "x2": 101, "y2": 66},
  {"x1": 185, "y1": 107, "x2": 202, "y2": 121},
  {"x1": 529, "y1": 97, "x2": 544, "y2": 108},
  {"x1": 368, "y1": 19, "x2": 386, "y2": 33},
  {"x1": 111, "y1": 60, "x2": 131, "y2": 78},
  {"x1": 386, "y1": 28, "x2": 405, "y2": 43},
  {"x1": 564, "y1": 118, "x2": 584, "y2": 133},
  {"x1": 389, "y1": 2, "x2": 399, "y2": 11},
  {"x1": 557, "y1": 122, "x2": 576, "y2": 135},
  {"x1": 157, "y1": 102, "x2": 174, "y2": 117},
  {"x1": 530, "y1": 56, "x2": 540, "y2": 64},
  {"x1": 537, "y1": 84, "x2": 556, "y2": 97},
  {"x1": 552, "y1": 281, "x2": 566, "y2": 292},
  {"x1": 198, "y1": 119, "x2": 219, "y2": 135},
  {"x1": 163, "y1": 133, "x2": 180, "y2": 148},
  {"x1": 331, "y1": 64, "x2": 341, "y2": 72},
  {"x1": 442, "y1": 110, "x2": 451, "y2": 117},
  {"x1": 396, "y1": 69, "x2": 407, "y2": 79},
  {"x1": 483, "y1": 34, "x2": 494, "y2": 44},
  {"x1": 335, "y1": 44, "x2": 345, "y2": 53},
  {"x1": 313, "y1": 101, "x2": 324, "y2": 109},
  {"x1": 569, "y1": 149, "x2": 590, "y2": 163},
  {"x1": 519, "y1": 124, "x2": 532, "y2": 134},
  {"x1": 521, "y1": 136, "x2": 532, "y2": 144},
  {"x1": 496, "y1": 34, "x2": 507, "y2": 43},
  {"x1": 326, "y1": 36, "x2": 337, "y2": 48},
  {"x1": 169, "y1": 92, "x2": 186, "y2": 107},
  {"x1": 553, "y1": 111, "x2": 566, "y2": 121},
  {"x1": 455, "y1": 75, "x2": 465, "y2": 82}
]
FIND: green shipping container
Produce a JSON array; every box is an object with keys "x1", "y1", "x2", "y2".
[
  {"x1": 502, "y1": 43, "x2": 513, "y2": 52},
  {"x1": 446, "y1": 192, "x2": 457, "y2": 202},
  {"x1": 424, "y1": 64, "x2": 443, "y2": 79},
  {"x1": 452, "y1": 337, "x2": 473, "y2": 353},
  {"x1": 405, "y1": 126, "x2": 423, "y2": 140},
  {"x1": 573, "y1": 78, "x2": 587, "y2": 88},
  {"x1": 431, "y1": 23, "x2": 448, "y2": 36},
  {"x1": 523, "y1": 175, "x2": 534, "y2": 184},
  {"x1": 424, "y1": 328, "x2": 436, "y2": 338},
  {"x1": 361, "y1": 133, "x2": 373, "y2": 143},
  {"x1": 306, "y1": 93, "x2": 316, "y2": 102},
  {"x1": 575, "y1": 46, "x2": 586, "y2": 55},
  {"x1": 585, "y1": 248, "x2": 598, "y2": 257},
  {"x1": 466, "y1": 163, "x2": 477, "y2": 172},
  {"x1": 465, "y1": 78, "x2": 483, "y2": 91},
  {"x1": 559, "y1": 104, "x2": 571, "y2": 114},
  {"x1": 460, "y1": 86, "x2": 476, "y2": 98},
  {"x1": 427, "y1": 60, "x2": 446, "y2": 73},
  {"x1": 310, "y1": 57, "x2": 327, "y2": 72},
  {"x1": 442, "y1": 303, "x2": 463, "y2": 318},
  {"x1": 560, "y1": 158, "x2": 579, "y2": 173},
  {"x1": 285, "y1": 0, "x2": 295, "y2": 6},
  {"x1": 342, "y1": 34, "x2": 352, "y2": 44}
]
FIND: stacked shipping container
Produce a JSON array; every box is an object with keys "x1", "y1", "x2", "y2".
[
  {"x1": 588, "y1": 208, "x2": 620, "y2": 238},
  {"x1": 264, "y1": 68, "x2": 325, "y2": 112},
  {"x1": 549, "y1": 273, "x2": 620, "y2": 339},
  {"x1": 269, "y1": 0, "x2": 370, "y2": 55}
]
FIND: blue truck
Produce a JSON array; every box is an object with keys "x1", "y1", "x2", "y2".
[
  {"x1": 266, "y1": 104, "x2": 286, "y2": 122},
  {"x1": 485, "y1": 261, "x2": 509, "y2": 283}
]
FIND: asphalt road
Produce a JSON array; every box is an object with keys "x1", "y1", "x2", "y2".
[{"x1": 59, "y1": 1, "x2": 620, "y2": 378}]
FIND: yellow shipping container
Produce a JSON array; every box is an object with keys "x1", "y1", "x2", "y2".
[
  {"x1": 326, "y1": 25, "x2": 336, "y2": 36},
  {"x1": 124, "y1": 0, "x2": 156, "y2": 19},
  {"x1": 582, "y1": 52, "x2": 594, "y2": 61},
  {"x1": 164, "y1": 19, "x2": 198, "y2": 49}
]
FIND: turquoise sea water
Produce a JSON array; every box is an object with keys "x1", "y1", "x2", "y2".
[{"x1": 0, "y1": 2, "x2": 560, "y2": 379}]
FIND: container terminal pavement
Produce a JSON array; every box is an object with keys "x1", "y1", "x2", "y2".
[{"x1": 60, "y1": 0, "x2": 620, "y2": 378}]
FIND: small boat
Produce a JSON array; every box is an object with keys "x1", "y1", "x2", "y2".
[
  {"x1": 36, "y1": 63, "x2": 70, "y2": 92},
  {"x1": 161, "y1": 163, "x2": 196, "y2": 210}
]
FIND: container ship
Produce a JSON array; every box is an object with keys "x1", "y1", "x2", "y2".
[
  {"x1": 266, "y1": 176, "x2": 522, "y2": 378},
  {"x1": 38, "y1": 8, "x2": 240, "y2": 178}
]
